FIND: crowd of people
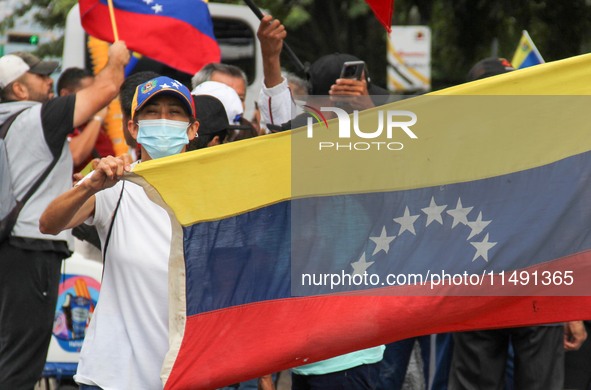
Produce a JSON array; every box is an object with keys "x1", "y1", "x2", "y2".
[{"x1": 0, "y1": 12, "x2": 589, "y2": 390}]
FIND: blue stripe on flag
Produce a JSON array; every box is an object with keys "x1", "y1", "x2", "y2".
[
  {"x1": 184, "y1": 151, "x2": 591, "y2": 315},
  {"x1": 102, "y1": 0, "x2": 216, "y2": 40}
]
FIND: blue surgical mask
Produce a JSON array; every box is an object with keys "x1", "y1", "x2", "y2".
[{"x1": 136, "y1": 119, "x2": 190, "y2": 159}]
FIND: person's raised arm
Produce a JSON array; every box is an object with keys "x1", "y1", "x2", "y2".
[
  {"x1": 257, "y1": 15, "x2": 286, "y2": 89},
  {"x1": 257, "y1": 15, "x2": 297, "y2": 128},
  {"x1": 39, "y1": 155, "x2": 131, "y2": 235},
  {"x1": 72, "y1": 41, "x2": 130, "y2": 128}
]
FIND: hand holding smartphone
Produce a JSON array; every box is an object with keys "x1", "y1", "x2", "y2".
[{"x1": 340, "y1": 61, "x2": 365, "y2": 80}]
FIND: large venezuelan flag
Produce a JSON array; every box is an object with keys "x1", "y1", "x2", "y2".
[
  {"x1": 128, "y1": 54, "x2": 591, "y2": 389},
  {"x1": 79, "y1": 0, "x2": 220, "y2": 75}
]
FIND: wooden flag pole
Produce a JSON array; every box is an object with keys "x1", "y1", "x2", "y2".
[{"x1": 106, "y1": 0, "x2": 120, "y2": 41}]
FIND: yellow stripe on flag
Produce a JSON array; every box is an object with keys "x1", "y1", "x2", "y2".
[{"x1": 131, "y1": 53, "x2": 591, "y2": 225}]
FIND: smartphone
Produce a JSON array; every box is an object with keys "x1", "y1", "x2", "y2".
[{"x1": 340, "y1": 61, "x2": 365, "y2": 80}]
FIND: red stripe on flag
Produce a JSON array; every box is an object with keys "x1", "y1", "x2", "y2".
[
  {"x1": 166, "y1": 295, "x2": 591, "y2": 389},
  {"x1": 164, "y1": 251, "x2": 591, "y2": 389},
  {"x1": 80, "y1": 1, "x2": 220, "y2": 74}
]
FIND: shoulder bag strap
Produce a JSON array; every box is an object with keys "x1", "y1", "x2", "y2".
[
  {"x1": 0, "y1": 108, "x2": 27, "y2": 139},
  {"x1": 2, "y1": 107, "x2": 60, "y2": 205},
  {"x1": 102, "y1": 181, "x2": 125, "y2": 266}
]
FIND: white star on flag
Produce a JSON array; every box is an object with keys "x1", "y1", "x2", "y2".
[
  {"x1": 369, "y1": 226, "x2": 396, "y2": 255},
  {"x1": 421, "y1": 196, "x2": 447, "y2": 227},
  {"x1": 152, "y1": 3, "x2": 163, "y2": 13},
  {"x1": 171, "y1": 81, "x2": 181, "y2": 89},
  {"x1": 446, "y1": 198, "x2": 473, "y2": 228},
  {"x1": 471, "y1": 233, "x2": 496, "y2": 262},
  {"x1": 351, "y1": 253, "x2": 374, "y2": 275},
  {"x1": 160, "y1": 83, "x2": 171, "y2": 89},
  {"x1": 466, "y1": 211, "x2": 491, "y2": 239},
  {"x1": 143, "y1": 0, "x2": 154, "y2": 4},
  {"x1": 393, "y1": 206, "x2": 420, "y2": 236}
]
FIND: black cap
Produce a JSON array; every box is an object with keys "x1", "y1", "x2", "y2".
[
  {"x1": 193, "y1": 95, "x2": 251, "y2": 136},
  {"x1": 308, "y1": 53, "x2": 360, "y2": 95},
  {"x1": 12, "y1": 51, "x2": 59, "y2": 76},
  {"x1": 467, "y1": 57, "x2": 514, "y2": 81},
  {"x1": 307, "y1": 53, "x2": 390, "y2": 96},
  {"x1": 193, "y1": 95, "x2": 231, "y2": 136}
]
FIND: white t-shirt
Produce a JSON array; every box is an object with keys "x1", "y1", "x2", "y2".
[{"x1": 74, "y1": 177, "x2": 171, "y2": 389}]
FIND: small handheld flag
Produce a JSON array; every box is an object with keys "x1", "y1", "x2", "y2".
[{"x1": 511, "y1": 30, "x2": 545, "y2": 69}]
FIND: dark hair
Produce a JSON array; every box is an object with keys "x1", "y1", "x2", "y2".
[
  {"x1": 57, "y1": 67, "x2": 94, "y2": 95},
  {"x1": 0, "y1": 83, "x2": 14, "y2": 101},
  {"x1": 119, "y1": 71, "x2": 160, "y2": 117},
  {"x1": 187, "y1": 118, "x2": 257, "y2": 151}
]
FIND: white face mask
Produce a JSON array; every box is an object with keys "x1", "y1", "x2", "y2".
[{"x1": 136, "y1": 119, "x2": 190, "y2": 159}]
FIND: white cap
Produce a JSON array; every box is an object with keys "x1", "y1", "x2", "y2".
[
  {"x1": 191, "y1": 81, "x2": 243, "y2": 125},
  {"x1": 0, "y1": 55, "x2": 29, "y2": 89}
]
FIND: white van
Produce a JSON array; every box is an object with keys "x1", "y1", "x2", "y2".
[{"x1": 62, "y1": 2, "x2": 263, "y2": 117}]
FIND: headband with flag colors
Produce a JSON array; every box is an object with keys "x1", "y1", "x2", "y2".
[
  {"x1": 126, "y1": 53, "x2": 591, "y2": 389},
  {"x1": 79, "y1": 0, "x2": 220, "y2": 74}
]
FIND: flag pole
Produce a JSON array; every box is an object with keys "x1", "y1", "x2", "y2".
[
  {"x1": 106, "y1": 0, "x2": 120, "y2": 41},
  {"x1": 242, "y1": 0, "x2": 306, "y2": 74},
  {"x1": 522, "y1": 30, "x2": 545, "y2": 63}
]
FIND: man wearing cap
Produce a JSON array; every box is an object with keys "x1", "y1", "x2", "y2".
[
  {"x1": 39, "y1": 76, "x2": 198, "y2": 389},
  {"x1": 118, "y1": 71, "x2": 160, "y2": 160},
  {"x1": 0, "y1": 42, "x2": 129, "y2": 389}
]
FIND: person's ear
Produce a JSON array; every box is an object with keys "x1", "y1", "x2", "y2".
[
  {"x1": 128, "y1": 119, "x2": 139, "y2": 140},
  {"x1": 12, "y1": 81, "x2": 29, "y2": 100},
  {"x1": 207, "y1": 135, "x2": 221, "y2": 147},
  {"x1": 187, "y1": 120, "x2": 199, "y2": 141}
]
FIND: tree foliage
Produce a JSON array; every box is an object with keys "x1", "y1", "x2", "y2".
[
  {"x1": 215, "y1": 0, "x2": 387, "y2": 85},
  {"x1": 407, "y1": 0, "x2": 591, "y2": 87},
  {"x1": 0, "y1": 0, "x2": 76, "y2": 57},
  {"x1": 208, "y1": 0, "x2": 591, "y2": 89},
  {"x1": 4, "y1": 0, "x2": 591, "y2": 90}
]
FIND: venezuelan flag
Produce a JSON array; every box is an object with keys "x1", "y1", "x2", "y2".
[
  {"x1": 512, "y1": 30, "x2": 545, "y2": 69},
  {"x1": 128, "y1": 53, "x2": 591, "y2": 389},
  {"x1": 79, "y1": 0, "x2": 220, "y2": 75}
]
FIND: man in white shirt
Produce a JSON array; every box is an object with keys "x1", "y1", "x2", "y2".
[{"x1": 39, "y1": 76, "x2": 198, "y2": 389}]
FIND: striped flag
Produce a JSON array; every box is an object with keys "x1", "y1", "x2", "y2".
[
  {"x1": 128, "y1": 53, "x2": 591, "y2": 389},
  {"x1": 511, "y1": 30, "x2": 545, "y2": 69},
  {"x1": 79, "y1": 0, "x2": 220, "y2": 74}
]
